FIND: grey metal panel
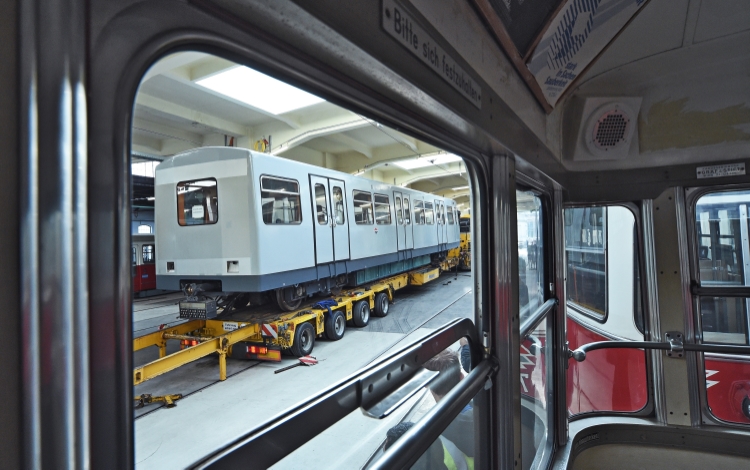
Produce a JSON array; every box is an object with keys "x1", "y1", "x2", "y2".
[
  {"x1": 552, "y1": 185, "x2": 569, "y2": 446},
  {"x1": 156, "y1": 244, "x2": 454, "y2": 291},
  {"x1": 490, "y1": 155, "x2": 521, "y2": 470},
  {"x1": 652, "y1": 188, "x2": 692, "y2": 426},
  {"x1": 642, "y1": 199, "x2": 668, "y2": 425}
]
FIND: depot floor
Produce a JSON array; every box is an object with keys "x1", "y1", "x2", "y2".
[{"x1": 133, "y1": 272, "x2": 474, "y2": 469}]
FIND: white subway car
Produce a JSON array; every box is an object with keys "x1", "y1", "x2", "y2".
[{"x1": 155, "y1": 147, "x2": 460, "y2": 310}]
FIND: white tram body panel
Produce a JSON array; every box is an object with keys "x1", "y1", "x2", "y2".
[{"x1": 155, "y1": 147, "x2": 459, "y2": 293}]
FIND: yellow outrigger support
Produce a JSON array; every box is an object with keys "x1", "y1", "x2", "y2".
[{"x1": 133, "y1": 262, "x2": 452, "y2": 386}]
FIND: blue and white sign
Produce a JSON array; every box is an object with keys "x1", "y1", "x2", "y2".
[{"x1": 527, "y1": 0, "x2": 647, "y2": 107}]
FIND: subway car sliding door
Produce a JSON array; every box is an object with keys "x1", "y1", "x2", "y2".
[
  {"x1": 329, "y1": 179, "x2": 350, "y2": 261},
  {"x1": 310, "y1": 175, "x2": 334, "y2": 264}
]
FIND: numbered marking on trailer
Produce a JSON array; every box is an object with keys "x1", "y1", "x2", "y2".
[
  {"x1": 261, "y1": 324, "x2": 278, "y2": 339},
  {"x1": 223, "y1": 322, "x2": 239, "y2": 331}
]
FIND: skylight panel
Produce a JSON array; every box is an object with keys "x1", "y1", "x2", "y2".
[
  {"x1": 393, "y1": 153, "x2": 463, "y2": 170},
  {"x1": 196, "y1": 66, "x2": 324, "y2": 115}
]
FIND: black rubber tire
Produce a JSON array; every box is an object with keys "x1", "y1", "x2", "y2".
[
  {"x1": 276, "y1": 287, "x2": 302, "y2": 312},
  {"x1": 290, "y1": 322, "x2": 315, "y2": 357},
  {"x1": 352, "y1": 300, "x2": 370, "y2": 327},
  {"x1": 324, "y1": 310, "x2": 346, "y2": 340},
  {"x1": 373, "y1": 292, "x2": 390, "y2": 317}
]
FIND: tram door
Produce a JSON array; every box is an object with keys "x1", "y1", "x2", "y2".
[
  {"x1": 394, "y1": 191, "x2": 414, "y2": 250},
  {"x1": 435, "y1": 199, "x2": 444, "y2": 245},
  {"x1": 309, "y1": 176, "x2": 350, "y2": 263}
]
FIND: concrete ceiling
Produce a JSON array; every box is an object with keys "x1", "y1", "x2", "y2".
[{"x1": 132, "y1": 51, "x2": 470, "y2": 209}]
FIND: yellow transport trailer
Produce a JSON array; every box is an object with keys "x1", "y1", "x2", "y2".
[{"x1": 133, "y1": 262, "x2": 452, "y2": 385}]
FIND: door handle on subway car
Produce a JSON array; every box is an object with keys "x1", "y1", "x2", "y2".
[{"x1": 568, "y1": 331, "x2": 750, "y2": 363}]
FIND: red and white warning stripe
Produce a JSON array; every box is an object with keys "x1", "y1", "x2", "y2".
[{"x1": 261, "y1": 324, "x2": 278, "y2": 339}]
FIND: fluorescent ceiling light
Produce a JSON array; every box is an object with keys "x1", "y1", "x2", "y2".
[
  {"x1": 196, "y1": 66, "x2": 324, "y2": 115},
  {"x1": 393, "y1": 153, "x2": 463, "y2": 170},
  {"x1": 452, "y1": 186, "x2": 469, "y2": 191}
]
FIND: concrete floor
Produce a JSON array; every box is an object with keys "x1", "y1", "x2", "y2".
[{"x1": 133, "y1": 272, "x2": 474, "y2": 469}]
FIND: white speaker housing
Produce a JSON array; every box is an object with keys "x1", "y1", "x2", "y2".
[{"x1": 573, "y1": 97, "x2": 642, "y2": 161}]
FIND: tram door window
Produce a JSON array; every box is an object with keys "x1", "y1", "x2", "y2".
[
  {"x1": 332, "y1": 186, "x2": 345, "y2": 225},
  {"x1": 314, "y1": 184, "x2": 329, "y2": 225},
  {"x1": 404, "y1": 198, "x2": 411, "y2": 224},
  {"x1": 564, "y1": 206, "x2": 647, "y2": 415},
  {"x1": 517, "y1": 191, "x2": 553, "y2": 470},
  {"x1": 694, "y1": 190, "x2": 750, "y2": 425},
  {"x1": 142, "y1": 245, "x2": 155, "y2": 264},
  {"x1": 395, "y1": 197, "x2": 403, "y2": 225}
]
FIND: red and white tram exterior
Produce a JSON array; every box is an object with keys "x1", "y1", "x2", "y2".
[
  {"x1": 132, "y1": 234, "x2": 157, "y2": 294},
  {"x1": 520, "y1": 200, "x2": 750, "y2": 424}
]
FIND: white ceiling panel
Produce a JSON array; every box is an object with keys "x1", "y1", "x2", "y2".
[{"x1": 693, "y1": 0, "x2": 750, "y2": 43}]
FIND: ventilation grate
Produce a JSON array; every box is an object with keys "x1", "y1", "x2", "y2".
[{"x1": 592, "y1": 111, "x2": 630, "y2": 149}]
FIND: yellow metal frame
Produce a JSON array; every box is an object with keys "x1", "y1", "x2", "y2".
[{"x1": 132, "y1": 260, "x2": 454, "y2": 386}]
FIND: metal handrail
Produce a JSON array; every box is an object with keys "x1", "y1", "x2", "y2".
[
  {"x1": 691, "y1": 284, "x2": 750, "y2": 298},
  {"x1": 369, "y1": 358, "x2": 497, "y2": 470},
  {"x1": 569, "y1": 339, "x2": 750, "y2": 362},
  {"x1": 191, "y1": 317, "x2": 483, "y2": 469},
  {"x1": 520, "y1": 298, "x2": 557, "y2": 339}
]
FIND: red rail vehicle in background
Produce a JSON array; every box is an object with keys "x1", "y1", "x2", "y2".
[{"x1": 132, "y1": 233, "x2": 157, "y2": 295}]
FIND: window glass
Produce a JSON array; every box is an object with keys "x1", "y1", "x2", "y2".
[
  {"x1": 395, "y1": 197, "x2": 403, "y2": 225},
  {"x1": 374, "y1": 194, "x2": 392, "y2": 225},
  {"x1": 332, "y1": 186, "x2": 345, "y2": 225},
  {"x1": 142, "y1": 245, "x2": 155, "y2": 264},
  {"x1": 275, "y1": 339, "x2": 480, "y2": 470},
  {"x1": 564, "y1": 205, "x2": 647, "y2": 416},
  {"x1": 177, "y1": 178, "x2": 218, "y2": 226},
  {"x1": 353, "y1": 190, "x2": 374, "y2": 225},
  {"x1": 260, "y1": 176, "x2": 301, "y2": 225},
  {"x1": 447, "y1": 206, "x2": 455, "y2": 225},
  {"x1": 424, "y1": 202, "x2": 434, "y2": 225},
  {"x1": 132, "y1": 246, "x2": 137, "y2": 266},
  {"x1": 404, "y1": 198, "x2": 411, "y2": 224},
  {"x1": 565, "y1": 207, "x2": 606, "y2": 317},
  {"x1": 518, "y1": 191, "x2": 544, "y2": 322},
  {"x1": 315, "y1": 184, "x2": 328, "y2": 225},
  {"x1": 521, "y1": 316, "x2": 553, "y2": 470},
  {"x1": 696, "y1": 191, "x2": 750, "y2": 288},
  {"x1": 414, "y1": 200, "x2": 424, "y2": 225},
  {"x1": 694, "y1": 190, "x2": 750, "y2": 425}
]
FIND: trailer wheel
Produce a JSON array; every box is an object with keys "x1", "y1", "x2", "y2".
[
  {"x1": 352, "y1": 300, "x2": 370, "y2": 327},
  {"x1": 325, "y1": 310, "x2": 346, "y2": 340},
  {"x1": 275, "y1": 287, "x2": 302, "y2": 312},
  {"x1": 290, "y1": 322, "x2": 315, "y2": 357},
  {"x1": 373, "y1": 292, "x2": 389, "y2": 317}
]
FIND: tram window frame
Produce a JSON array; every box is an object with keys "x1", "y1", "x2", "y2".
[
  {"x1": 176, "y1": 178, "x2": 219, "y2": 226},
  {"x1": 374, "y1": 193, "x2": 392, "y2": 225},
  {"x1": 353, "y1": 190, "x2": 375, "y2": 225},
  {"x1": 447, "y1": 206, "x2": 455, "y2": 225},
  {"x1": 563, "y1": 204, "x2": 645, "y2": 333},
  {"x1": 260, "y1": 175, "x2": 302, "y2": 225},
  {"x1": 424, "y1": 201, "x2": 435, "y2": 225},
  {"x1": 395, "y1": 196, "x2": 403, "y2": 225},
  {"x1": 689, "y1": 187, "x2": 750, "y2": 346},
  {"x1": 414, "y1": 199, "x2": 424, "y2": 225},
  {"x1": 404, "y1": 197, "x2": 411, "y2": 225}
]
